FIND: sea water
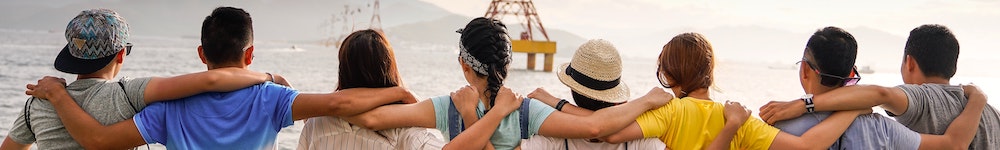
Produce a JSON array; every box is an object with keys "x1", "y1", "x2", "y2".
[{"x1": 1, "y1": 29, "x2": 997, "y2": 149}]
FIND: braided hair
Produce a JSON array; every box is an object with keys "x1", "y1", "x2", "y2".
[{"x1": 458, "y1": 17, "x2": 512, "y2": 108}]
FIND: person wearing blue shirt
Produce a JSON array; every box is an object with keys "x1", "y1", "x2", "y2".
[{"x1": 24, "y1": 7, "x2": 417, "y2": 150}]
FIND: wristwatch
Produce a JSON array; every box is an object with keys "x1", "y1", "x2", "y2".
[{"x1": 801, "y1": 94, "x2": 815, "y2": 113}]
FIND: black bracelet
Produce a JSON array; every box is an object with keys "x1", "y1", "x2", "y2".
[
  {"x1": 265, "y1": 72, "x2": 274, "y2": 82},
  {"x1": 555, "y1": 99, "x2": 570, "y2": 111}
]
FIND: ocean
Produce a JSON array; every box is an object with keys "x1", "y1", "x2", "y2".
[{"x1": 2, "y1": 29, "x2": 997, "y2": 149}]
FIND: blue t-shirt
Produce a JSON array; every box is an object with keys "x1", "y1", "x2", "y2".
[
  {"x1": 431, "y1": 95, "x2": 555, "y2": 150},
  {"x1": 133, "y1": 82, "x2": 298, "y2": 150}
]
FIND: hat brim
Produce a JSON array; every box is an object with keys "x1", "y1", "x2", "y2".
[
  {"x1": 54, "y1": 44, "x2": 117, "y2": 74},
  {"x1": 556, "y1": 63, "x2": 630, "y2": 103}
]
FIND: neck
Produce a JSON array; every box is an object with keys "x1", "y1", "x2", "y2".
[
  {"x1": 471, "y1": 80, "x2": 491, "y2": 110},
  {"x1": 77, "y1": 64, "x2": 117, "y2": 80},
  {"x1": 810, "y1": 85, "x2": 836, "y2": 95},
  {"x1": 686, "y1": 88, "x2": 710, "y2": 100},
  {"x1": 923, "y1": 77, "x2": 950, "y2": 85},
  {"x1": 76, "y1": 73, "x2": 114, "y2": 80},
  {"x1": 207, "y1": 63, "x2": 246, "y2": 70}
]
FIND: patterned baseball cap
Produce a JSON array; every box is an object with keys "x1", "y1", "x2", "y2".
[{"x1": 54, "y1": 9, "x2": 130, "y2": 74}]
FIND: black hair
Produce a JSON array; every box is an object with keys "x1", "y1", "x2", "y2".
[
  {"x1": 904, "y1": 24, "x2": 959, "y2": 79},
  {"x1": 200, "y1": 7, "x2": 253, "y2": 65},
  {"x1": 571, "y1": 91, "x2": 621, "y2": 111},
  {"x1": 459, "y1": 17, "x2": 512, "y2": 108},
  {"x1": 805, "y1": 26, "x2": 858, "y2": 87}
]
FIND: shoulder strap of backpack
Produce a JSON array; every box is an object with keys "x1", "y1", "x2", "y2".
[
  {"x1": 118, "y1": 79, "x2": 140, "y2": 112},
  {"x1": 23, "y1": 97, "x2": 34, "y2": 134},
  {"x1": 447, "y1": 98, "x2": 465, "y2": 140},
  {"x1": 519, "y1": 98, "x2": 531, "y2": 139}
]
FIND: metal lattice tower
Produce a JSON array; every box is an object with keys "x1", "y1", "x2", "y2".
[
  {"x1": 369, "y1": 0, "x2": 382, "y2": 30},
  {"x1": 484, "y1": 0, "x2": 551, "y2": 41}
]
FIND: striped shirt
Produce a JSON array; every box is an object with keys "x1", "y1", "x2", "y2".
[{"x1": 297, "y1": 116, "x2": 445, "y2": 150}]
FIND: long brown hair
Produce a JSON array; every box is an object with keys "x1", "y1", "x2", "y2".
[
  {"x1": 659, "y1": 32, "x2": 714, "y2": 96},
  {"x1": 336, "y1": 29, "x2": 402, "y2": 90}
]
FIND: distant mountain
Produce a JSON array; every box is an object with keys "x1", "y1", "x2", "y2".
[
  {"x1": 0, "y1": 0, "x2": 586, "y2": 51},
  {"x1": 0, "y1": 0, "x2": 464, "y2": 42}
]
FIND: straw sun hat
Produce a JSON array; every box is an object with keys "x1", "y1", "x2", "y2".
[{"x1": 556, "y1": 39, "x2": 629, "y2": 103}]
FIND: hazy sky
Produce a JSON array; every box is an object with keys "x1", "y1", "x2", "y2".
[{"x1": 420, "y1": 0, "x2": 999, "y2": 36}]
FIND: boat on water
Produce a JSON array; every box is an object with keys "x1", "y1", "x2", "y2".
[{"x1": 858, "y1": 65, "x2": 875, "y2": 74}]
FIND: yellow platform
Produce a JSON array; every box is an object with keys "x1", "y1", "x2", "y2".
[{"x1": 511, "y1": 40, "x2": 557, "y2": 72}]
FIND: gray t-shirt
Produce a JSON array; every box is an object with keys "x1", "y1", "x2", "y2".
[
  {"x1": 7, "y1": 77, "x2": 150, "y2": 149},
  {"x1": 775, "y1": 112, "x2": 920, "y2": 150},
  {"x1": 895, "y1": 84, "x2": 1000, "y2": 150}
]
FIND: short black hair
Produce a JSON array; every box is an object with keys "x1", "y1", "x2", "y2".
[
  {"x1": 805, "y1": 26, "x2": 857, "y2": 87},
  {"x1": 904, "y1": 24, "x2": 959, "y2": 79},
  {"x1": 200, "y1": 7, "x2": 253, "y2": 65},
  {"x1": 571, "y1": 91, "x2": 620, "y2": 111}
]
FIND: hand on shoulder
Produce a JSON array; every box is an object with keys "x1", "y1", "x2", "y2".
[{"x1": 25, "y1": 76, "x2": 68, "y2": 101}]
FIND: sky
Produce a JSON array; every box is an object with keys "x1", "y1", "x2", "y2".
[
  {"x1": 419, "y1": 0, "x2": 999, "y2": 36},
  {"x1": 423, "y1": 0, "x2": 1000, "y2": 74}
]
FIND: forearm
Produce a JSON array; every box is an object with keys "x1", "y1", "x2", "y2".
[
  {"x1": 443, "y1": 111, "x2": 506, "y2": 150},
  {"x1": 558, "y1": 104, "x2": 595, "y2": 116},
  {"x1": 1, "y1": 137, "x2": 30, "y2": 150},
  {"x1": 329, "y1": 88, "x2": 407, "y2": 116},
  {"x1": 459, "y1": 106, "x2": 479, "y2": 129},
  {"x1": 943, "y1": 93, "x2": 986, "y2": 148},
  {"x1": 144, "y1": 69, "x2": 267, "y2": 102},
  {"x1": 199, "y1": 69, "x2": 269, "y2": 91},
  {"x1": 707, "y1": 122, "x2": 741, "y2": 150},
  {"x1": 589, "y1": 98, "x2": 659, "y2": 137},
  {"x1": 814, "y1": 85, "x2": 894, "y2": 112}
]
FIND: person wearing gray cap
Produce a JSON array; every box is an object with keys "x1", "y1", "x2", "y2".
[
  {"x1": 1, "y1": 9, "x2": 277, "y2": 150},
  {"x1": 22, "y1": 7, "x2": 418, "y2": 150}
]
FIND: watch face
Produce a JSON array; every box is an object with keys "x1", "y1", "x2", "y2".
[{"x1": 801, "y1": 94, "x2": 814, "y2": 99}]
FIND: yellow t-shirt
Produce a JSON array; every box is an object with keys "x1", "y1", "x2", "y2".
[{"x1": 635, "y1": 97, "x2": 779, "y2": 150}]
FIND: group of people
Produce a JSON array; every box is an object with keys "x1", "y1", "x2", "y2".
[{"x1": 1, "y1": 6, "x2": 996, "y2": 150}]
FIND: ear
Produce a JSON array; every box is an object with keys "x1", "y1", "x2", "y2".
[
  {"x1": 198, "y1": 45, "x2": 208, "y2": 65},
  {"x1": 115, "y1": 48, "x2": 126, "y2": 64},
  {"x1": 905, "y1": 55, "x2": 918, "y2": 74},
  {"x1": 458, "y1": 58, "x2": 471, "y2": 72},
  {"x1": 799, "y1": 62, "x2": 810, "y2": 81},
  {"x1": 244, "y1": 46, "x2": 254, "y2": 65}
]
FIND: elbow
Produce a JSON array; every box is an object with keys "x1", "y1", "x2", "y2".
[
  {"x1": 326, "y1": 97, "x2": 349, "y2": 116},
  {"x1": 349, "y1": 112, "x2": 385, "y2": 130},
  {"x1": 582, "y1": 121, "x2": 603, "y2": 138},
  {"x1": 869, "y1": 85, "x2": 894, "y2": 103},
  {"x1": 603, "y1": 135, "x2": 627, "y2": 144},
  {"x1": 201, "y1": 74, "x2": 224, "y2": 90}
]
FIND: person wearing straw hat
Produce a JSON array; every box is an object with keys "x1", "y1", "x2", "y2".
[
  {"x1": 0, "y1": 8, "x2": 280, "y2": 149},
  {"x1": 523, "y1": 39, "x2": 666, "y2": 150},
  {"x1": 342, "y1": 17, "x2": 674, "y2": 150}
]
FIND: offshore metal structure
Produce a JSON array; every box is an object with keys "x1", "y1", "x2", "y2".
[{"x1": 485, "y1": 0, "x2": 558, "y2": 72}]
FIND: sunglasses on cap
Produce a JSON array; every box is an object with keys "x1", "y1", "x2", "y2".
[
  {"x1": 124, "y1": 43, "x2": 132, "y2": 55},
  {"x1": 798, "y1": 57, "x2": 861, "y2": 86}
]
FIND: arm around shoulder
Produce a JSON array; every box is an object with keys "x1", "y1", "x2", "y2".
[
  {"x1": 1, "y1": 137, "x2": 30, "y2": 150},
  {"x1": 143, "y1": 68, "x2": 270, "y2": 103},
  {"x1": 917, "y1": 85, "x2": 988, "y2": 150}
]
